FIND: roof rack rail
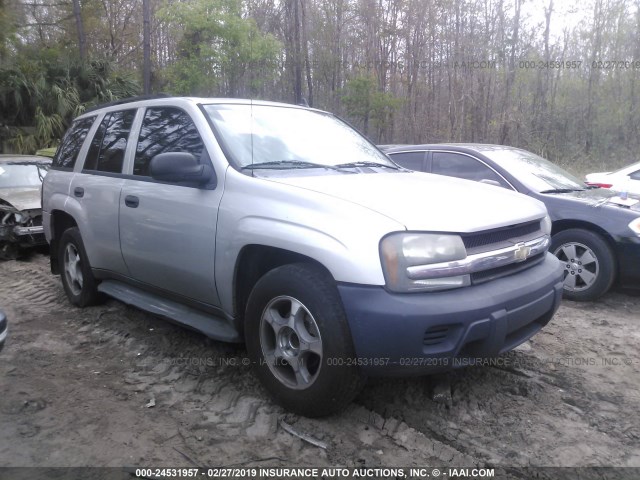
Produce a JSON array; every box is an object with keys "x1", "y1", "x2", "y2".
[{"x1": 83, "y1": 93, "x2": 173, "y2": 114}]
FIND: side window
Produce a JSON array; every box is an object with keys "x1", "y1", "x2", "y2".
[
  {"x1": 84, "y1": 110, "x2": 136, "y2": 173},
  {"x1": 432, "y1": 152, "x2": 509, "y2": 188},
  {"x1": 52, "y1": 117, "x2": 95, "y2": 169},
  {"x1": 134, "y1": 107, "x2": 205, "y2": 176},
  {"x1": 389, "y1": 151, "x2": 426, "y2": 171}
]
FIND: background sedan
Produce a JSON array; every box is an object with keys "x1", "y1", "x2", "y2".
[{"x1": 382, "y1": 144, "x2": 640, "y2": 301}]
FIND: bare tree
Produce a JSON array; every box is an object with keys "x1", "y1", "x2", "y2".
[
  {"x1": 72, "y1": 0, "x2": 86, "y2": 60},
  {"x1": 142, "y1": 0, "x2": 150, "y2": 94}
]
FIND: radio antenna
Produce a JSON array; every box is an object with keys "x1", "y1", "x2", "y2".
[{"x1": 249, "y1": 12, "x2": 254, "y2": 175}]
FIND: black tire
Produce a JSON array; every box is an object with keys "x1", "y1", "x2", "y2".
[
  {"x1": 58, "y1": 227, "x2": 103, "y2": 307},
  {"x1": 245, "y1": 263, "x2": 365, "y2": 417},
  {"x1": 550, "y1": 228, "x2": 615, "y2": 302},
  {"x1": 0, "y1": 243, "x2": 20, "y2": 261}
]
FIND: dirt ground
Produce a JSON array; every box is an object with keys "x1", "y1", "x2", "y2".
[{"x1": 0, "y1": 254, "x2": 639, "y2": 477}]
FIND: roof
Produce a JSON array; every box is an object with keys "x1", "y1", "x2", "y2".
[
  {"x1": 0, "y1": 155, "x2": 52, "y2": 164},
  {"x1": 77, "y1": 95, "x2": 317, "y2": 120},
  {"x1": 380, "y1": 143, "x2": 521, "y2": 153}
]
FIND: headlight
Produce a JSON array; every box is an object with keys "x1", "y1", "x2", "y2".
[
  {"x1": 541, "y1": 215, "x2": 552, "y2": 235},
  {"x1": 380, "y1": 233, "x2": 469, "y2": 292},
  {"x1": 629, "y1": 217, "x2": 640, "y2": 235}
]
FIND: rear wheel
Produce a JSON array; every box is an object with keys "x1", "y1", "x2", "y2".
[
  {"x1": 245, "y1": 263, "x2": 365, "y2": 417},
  {"x1": 58, "y1": 227, "x2": 103, "y2": 307},
  {"x1": 551, "y1": 228, "x2": 615, "y2": 301}
]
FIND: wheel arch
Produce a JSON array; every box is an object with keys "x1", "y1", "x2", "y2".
[
  {"x1": 49, "y1": 210, "x2": 79, "y2": 274},
  {"x1": 232, "y1": 244, "x2": 333, "y2": 335}
]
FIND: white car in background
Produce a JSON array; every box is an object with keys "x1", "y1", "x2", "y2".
[{"x1": 585, "y1": 161, "x2": 640, "y2": 195}]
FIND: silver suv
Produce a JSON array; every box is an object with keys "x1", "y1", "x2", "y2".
[{"x1": 43, "y1": 96, "x2": 564, "y2": 416}]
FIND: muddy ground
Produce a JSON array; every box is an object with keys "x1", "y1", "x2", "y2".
[{"x1": 0, "y1": 254, "x2": 639, "y2": 477}]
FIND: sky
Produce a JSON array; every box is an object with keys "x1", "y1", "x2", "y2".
[{"x1": 520, "y1": 0, "x2": 587, "y2": 41}]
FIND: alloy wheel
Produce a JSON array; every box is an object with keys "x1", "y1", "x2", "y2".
[{"x1": 259, "y1": 295, "x2": 323, "y2": 390}]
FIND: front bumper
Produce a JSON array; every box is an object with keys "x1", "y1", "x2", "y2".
[
  {"x1": 616, "y1": 235, "x2": 640, "y2": 285},
  {"x1": 338, "y1": 253, "x2": 564, "y2": 376},
  {"x1": 0, "y1": 224, "x2": 46, "y2": 246},
  {"x1": 0, "y1": 311, "x2": 7, "y2": 353}
]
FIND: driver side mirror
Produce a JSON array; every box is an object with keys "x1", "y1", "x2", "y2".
[
  {"x1": 630, "y1": 171, "x2": 640, "y2": 181},
  {"x1": 150, "y1": 152, "x2": 215, "y2": 186}
]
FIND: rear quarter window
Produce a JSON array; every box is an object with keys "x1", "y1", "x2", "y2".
[{"x1": 52, "y1": 117, "x2": 96, "y2": 170}]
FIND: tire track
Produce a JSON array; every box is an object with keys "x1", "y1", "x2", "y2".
[
  {"x1": 0, "y1": 256, "x2": 67, "y2": 310},
  {"x1": 2, "y1": 254, "x2": 638, "y2": 470}
]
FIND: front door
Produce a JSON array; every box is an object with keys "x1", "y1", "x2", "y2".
[{"x1": 118, "y1": 106, "x2": 223, "y2": 306}]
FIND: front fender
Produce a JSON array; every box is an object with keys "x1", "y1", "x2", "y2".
[{"x1": 214, "y1": 171, "x2": 403, "y2": 314}]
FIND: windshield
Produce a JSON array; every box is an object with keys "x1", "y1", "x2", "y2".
[
  {"x1": 202, "y1": 104, "x2": 395, "y2": 170},
  {"x1": 0, "y1": 163, "x2": 49, "y2": 189},
  {"x1": 482, "y1": 148, "x2": 585, "y2": 192}
]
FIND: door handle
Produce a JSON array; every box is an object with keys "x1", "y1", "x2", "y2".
[
  {"x1": 74, "y1": 187, "x2": 84, "y2": 198},
  {"x1": 124, "y1": 195, "x2": 139, "y2": 208}
]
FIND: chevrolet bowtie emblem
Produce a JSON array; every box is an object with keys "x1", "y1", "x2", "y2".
[{"x1": 514, "y1": 242, "x2": 531, "y2": 262}]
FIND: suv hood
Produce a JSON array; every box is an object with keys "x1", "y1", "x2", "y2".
[
  {"x1": 269, "y1": 172, "x2": 547, "y2": 232},
  {"x1": 0, "y1": 187, "x2": 42, "y2": 211}
]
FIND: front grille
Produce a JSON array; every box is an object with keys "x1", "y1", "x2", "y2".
[
  {"x1": 462, "y1": 221, "x2": 541, "y2": 253},
  {"x1": 471, "y1": 252, "x2": 545, "y2": 285}
]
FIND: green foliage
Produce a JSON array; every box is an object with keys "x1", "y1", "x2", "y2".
[
  {"x1": 341, "y1": 76, "x2": 402, "y2": 141},
  {"x1": 0, "y1": 48, "x2": 139, "y2": 153},
  {"x1": 2, "y1": 0, "x2": 639, "y2": 166},
  {"x1": 159, "y1": 0, "x2": 280, "y2": 96},
  {"x1": 0, "y1": 0, "x2": 17, "y2": 61}
]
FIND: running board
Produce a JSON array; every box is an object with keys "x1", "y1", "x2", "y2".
[{"x1": 97, "y1": 280, "x2": 241, "y2": 343}]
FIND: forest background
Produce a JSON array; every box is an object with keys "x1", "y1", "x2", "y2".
[{"x1": 1, "y1": 0, "x2": 639, "y2": 174}]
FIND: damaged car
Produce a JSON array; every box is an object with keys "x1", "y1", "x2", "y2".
[{"x1": 0, "y1": 155, "x2": 51, "y2": 259}]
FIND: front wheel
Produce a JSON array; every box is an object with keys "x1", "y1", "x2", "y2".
[
  {"x1": 551, "y1": 228, "x2": 615, "y2": 302},
  {"x1": 245, "y1": 263, "x2": 365, "y2": 417},
  {"x1": 58, "y1": 227, "x2": 103, "y2": 307}
]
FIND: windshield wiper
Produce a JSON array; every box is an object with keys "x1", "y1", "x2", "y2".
[
  {"x1": 335, "y1": 161, "x2": 399, "y2": 170},
  {"x1": 241, "y1": 160, "x2": 337, "y2": 170},
  {"x1": 539, "y1": 188, "x2": 586, "y2": 194}
]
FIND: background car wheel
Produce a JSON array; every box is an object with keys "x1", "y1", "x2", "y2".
[
  {"x1": 551, "y1": 228, "x2": 615, "y2": 302},
  {"x1": 58, "y1": 227, "x2": 103, "y2": 307},
  {"x1": 245, "y1": 262, "x2": 365, "y2": 417}
]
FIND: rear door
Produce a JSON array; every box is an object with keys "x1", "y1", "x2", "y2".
[
  {"x1": 119, "y1": 106, "x2": 223, "y2": 307},
  {"x1": 69, "y1": 109, "x2": 136, "y2": 274},
  {"x1": 44, "y1": 116, "x2": 95, "y2": 242}
]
